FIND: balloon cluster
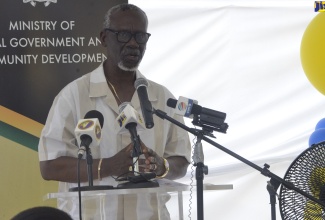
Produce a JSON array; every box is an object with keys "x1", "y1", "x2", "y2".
[
  {"x1": 300, "y1": 12, "x2": 325, "y2": 95},
  {"x1": 309, "y1": 118, "x2": 325, "y2": 147}
]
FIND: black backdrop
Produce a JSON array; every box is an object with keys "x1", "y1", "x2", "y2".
[{"x1": 0, "y1": 0, "x2": 127, "y2": 124}]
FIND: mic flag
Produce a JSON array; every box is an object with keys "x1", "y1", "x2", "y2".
[
  {"x1": 75, "y1": 110, "x2": 104, "y2": 158},
  {"x1": 134, "y1": 78, "x2": 154, "y2": 129},
  {"x1": 115, "y1": 103, "x2": 146, "y2": 134},
  {"x1": 167, "y1": 96, "x2": 198, "y2": 118}
]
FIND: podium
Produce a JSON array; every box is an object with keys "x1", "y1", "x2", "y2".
[{"x1": 44, "y1": 179, "x2": 233, "y2": 220}]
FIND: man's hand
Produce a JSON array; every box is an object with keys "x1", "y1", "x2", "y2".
[
  {"x1": 138, "y1": 143, "x2": 165, "y2": 176},
  {"x1": 106, "y1": 143, "x2": 134, "y2": 176}
]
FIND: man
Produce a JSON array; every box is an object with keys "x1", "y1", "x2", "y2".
[{"x1": 38, "y1": 3, "x2": 191, "y2": 220}]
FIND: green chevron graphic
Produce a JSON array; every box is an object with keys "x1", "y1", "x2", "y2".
[{"x1": 0, "y1": 121, "x2": 39, "y2": 151}]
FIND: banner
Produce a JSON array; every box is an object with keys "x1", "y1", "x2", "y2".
[{"x1": 0, "y1": 0, "x2": 126, "y2": 218}]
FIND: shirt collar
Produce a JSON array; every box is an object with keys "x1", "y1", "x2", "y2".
[
  {"x1": 89, "y1": 63, "x2": 158, "y2": 108},
  {"x1": 89, "y1": 63, "x2": 109, "y2": 98}
]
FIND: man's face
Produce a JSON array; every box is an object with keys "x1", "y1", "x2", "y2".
[{"x1": 102, "y1": 10, "x2": 148, "y2": 71}]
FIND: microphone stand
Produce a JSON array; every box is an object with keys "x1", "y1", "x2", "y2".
[
  {"x1": 69, "y1": 145, "x2": 114, "y2": 220},
  {"x1": 86, "y1": 146, "x2": 94, "y2": 187},
  {"x1": 267, "y1": 177, "x2": 281, "y2": 220},
  {"x1": 153, "y1": 108, "x2": 325, "y2": 220},
  {"x1": 129, "y1": 124, "x2": 142, "y2": 174},
  {"x1": 70, "y1": 140, "x2": 114, "y2": 192},
  {"x1": 193, "y1": 133, "x2": 208, "y2": 220}
]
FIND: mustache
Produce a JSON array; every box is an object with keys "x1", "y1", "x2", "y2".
[{"x1": 123, "y1": 49, "x2": 141, "y2": 56}]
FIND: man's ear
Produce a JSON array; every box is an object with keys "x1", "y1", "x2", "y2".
[{"x1": 99, "y1": 31, "x2": 107, "y2": 47}]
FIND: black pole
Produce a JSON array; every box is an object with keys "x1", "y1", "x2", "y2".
[
  {"x1": 126, "y1": 123, "x2": 142, "y2": 159},
  {"x1": 69, "y1": 144, "x2": 114, "y2": 192},
  {"x1": 196, "y1": 162, "x2": 205, "y2": 220},
  {"x1": 85, "y1": 147, "x2": 93, "y2": 187},
  {"x1": 193, "y1": 134, "x2": 208, "y2": 220}
]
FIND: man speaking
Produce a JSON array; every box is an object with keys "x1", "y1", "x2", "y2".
[{"x1": 38, "y1": 3, "x2": 191, "y2": 220}]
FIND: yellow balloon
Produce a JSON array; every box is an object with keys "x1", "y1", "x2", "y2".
[{"x1": 301, "y1": 12, "x2": 325, "y2": 95}]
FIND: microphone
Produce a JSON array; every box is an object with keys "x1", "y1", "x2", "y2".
[
  {"x1": 167, "y1": 96, "x2": 226, "y2": 119},
  {"x1": 115, "y1": 103, "x2": 159, "y2": 188},
  {"x1": 75, "y1": 110, "x2": 104, "y2": 159},
  {"x1": 134, "y1": 78, "x2": 154, "y2": 129},
  {"x1": 70, "y1": 110, "x2": 115, "y2": 192},
  {"x1": 116, "y1": 102, "x2": 144, "y2": 173},
  {"x1": 167, "y1": 96, "x2": 228, "y2": 133}
]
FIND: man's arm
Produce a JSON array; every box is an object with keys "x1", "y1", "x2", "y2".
[
  {"x1": 164, "y1": 156, "x2": 189, "y2": 180},
  {"x1": 40, "y1": 144, "x2": 134, "y2": 183},
  {"x1": 40, "y1": 156, "x2": 102, "y2": 183},
  {"x1": 141, "y1": 147, "x2": 190, "y2": 180}
]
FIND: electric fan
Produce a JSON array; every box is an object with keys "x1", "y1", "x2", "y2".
[{"x1": 279, "y1": 141, "x2": 325, "y2": 219}]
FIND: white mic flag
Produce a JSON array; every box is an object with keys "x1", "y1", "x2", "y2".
[
  {"x1": 75, "y1": 118, "x2": 102, "y2": 148},
  {"x1": 174, "y1": 96, "x2": 198, "y2": 118},
  {"x1": 115, "y1": 103, "x2": 146, "y2": 134}
]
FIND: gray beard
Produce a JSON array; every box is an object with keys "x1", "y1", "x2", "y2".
[{"x1": 118, "y1": 62, "x2": 139, "y2": 72}]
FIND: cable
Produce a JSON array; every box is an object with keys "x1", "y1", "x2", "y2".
[
  {"x1": 113, "y1": 155, "x2": 142, "y2": 181},
  {"x1": 188, "y1": 135, "x2": 197, "y2": 220},
  {"x1": 77, "y1": 158, "x2": 82, "y2": 220}
]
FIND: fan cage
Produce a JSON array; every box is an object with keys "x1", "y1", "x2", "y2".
[{"x1": 279, "y1": 141, "x2": 325, "y2": 220}]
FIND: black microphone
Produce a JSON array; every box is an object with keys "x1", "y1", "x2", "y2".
[
  {"x1": 134, "y1": 78, "x2": 154, "y2": 129},
  {"x1": 74, "y1": 110, "x2": 104, "y2": 159}
]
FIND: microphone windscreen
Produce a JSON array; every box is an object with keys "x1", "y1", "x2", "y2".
[
  {"x1": 134, "y1": 78, "x2": 148, "y2": 89},
  {"x1": 84, "y1": 110, "x2": 104, "y2": 128},
  {"x1": 166, "y1": 98, "x2": 177, "y2": 108}
]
